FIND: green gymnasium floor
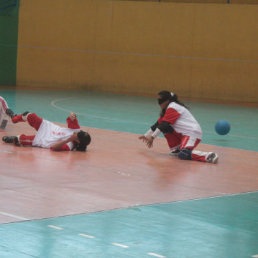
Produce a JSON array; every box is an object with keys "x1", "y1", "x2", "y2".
[
  {"x1": 1, "y1": 192, "x2": 258, "y2": 258},
  {"x1": 0, "y1": 89, "x2": 258, "y2": 258}
]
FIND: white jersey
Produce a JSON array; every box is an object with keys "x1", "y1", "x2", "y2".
[
  {"x1": 163, "y1": 102, "x2": 202, "y2": 139},
  {"x1": 32, "y1": 120, "x2": 80, "y2": 149},
  {"x1": 0, "y1": 96, "x2": 8, "y2": 129},
  {"x1": 0, "y1": 96, "x2": 8, "y2": 120}
]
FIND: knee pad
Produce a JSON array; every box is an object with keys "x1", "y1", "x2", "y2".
[
  {"x1": 22, "y1": 111, "x2": 29, "y2": 121},
  {"x1": 178, "y1": 149, "x2": 192, "y2": 160}
]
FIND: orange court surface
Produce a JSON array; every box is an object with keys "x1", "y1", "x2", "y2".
[{"x1": 1, "y1": 121, "x2": 257, "y2": 224}]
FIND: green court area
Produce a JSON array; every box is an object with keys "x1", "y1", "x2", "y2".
[
  {"x1": 0, "y1": 192, "x2": 258, "y2": 258},
  {"x1": 1, "y1": 89, "x2": 258, "y2": 151},
  {"x1": 0, "y1": 89, "x2": 258, "y2": 258}
]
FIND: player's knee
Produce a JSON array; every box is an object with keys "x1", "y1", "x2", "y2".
[
  {"x1": 178, "y1": 149, "x2": 192, "y2": 160},
  {"x1": 27, "y1": 113, "x2": 39, "y2": 122},
  {"x1": 22, "y1": 111, "x2": 30, "y2": 121}
]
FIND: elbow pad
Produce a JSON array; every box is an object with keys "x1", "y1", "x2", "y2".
[
  {"x1": 158, "y1": 121, "x2": 174, "y2": 134},
  {"x1": 151, "y1": 121, "x2": 159, "y2": 131}
]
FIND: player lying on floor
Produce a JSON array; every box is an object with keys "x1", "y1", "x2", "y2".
[
  {"x1": 0, "y1": 96, "x2": 9, "y2": 129},
  {"x1": 2, "y1": 109, "x2": 91, "y2": 151},
  {"x1": 139, "y1": 90, "x2": 218, "y2": 163}
]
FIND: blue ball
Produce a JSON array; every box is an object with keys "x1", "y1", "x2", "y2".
[{"x1": 215, "y1": 120, "x2": 230, "y2": 135}]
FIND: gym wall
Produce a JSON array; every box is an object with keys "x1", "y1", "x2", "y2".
[
  {"x1": 0, "y1": 0, "x2": 19, "y2": 86},
  {"x1": 16, "y1": 0, "x2": 258, "y2": 103}
]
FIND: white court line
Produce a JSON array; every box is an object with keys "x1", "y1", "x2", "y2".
[
  {"x1": 0, "y1": 211, "x2": 28, "y2": 220},
  {"x1": 148, "y1": 252, "x2": 166, "y2": 258},
  {"x1": 48, "y1": 225, "x2": 63, "y2": 230},
  {"x1": 51, "y1": 98, "x2": 149, "y2": 125},
  {"x1": 78, "y1": 233, "x2": 95, "y2": 239},
  {"x1": 0, "y1": 150, "x2": 14, "y2": 154},
  {"x1": 168, "y1": 190, "x2": 258, "y2": 205},
  {"x1": 112, "y1": 242, "x2": 129, "y2": 248}
]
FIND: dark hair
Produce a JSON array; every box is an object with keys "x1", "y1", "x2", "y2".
[
  {"x1": 75, "y1": 130, "x2": 91, "y2": 152},
  {"x1": 158, "y1": 90, "x2": 188, "y2": 117}
]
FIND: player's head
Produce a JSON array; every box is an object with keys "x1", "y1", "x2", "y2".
[
  {"x1": 158, "y1": 90, "x2": 187, "y2": 110},
  {"x1": 157, "y1": 91, "x2": 177, "y2": 106},
  {"x1": 76, "y1": 130, "x2": 91, "y2": 152}
]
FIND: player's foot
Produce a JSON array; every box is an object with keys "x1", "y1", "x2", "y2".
[
  {"x1": 2, "y1": 136, "x2": 19, "y2": 145},
  {"x1": 0, "y1": 119, "x2": 8, "y2": 129},
  {"x1": 11, "y1": 111, "x2": 29, "y2": 123},
  {"x1": 206, "y1": 152, "x2": 219, "y2": 164},
  {"x1": 169, "y1": 148, "x2": 180, "y2": 156},
  {"x1": 5, "y1": 108, "x2": 17, "y2": 118}
]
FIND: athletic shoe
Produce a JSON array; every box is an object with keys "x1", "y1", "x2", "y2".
[
  {"x1": 5, "y1": 108, "x2": 17, "y2": 118},
  {"x1": 0, "y1": 119, "x2": 8, "y2": 129},
  {"x1": 206, "y1": 152, "x2": 219, "y2": 164},
  {"x1": 2, "y1": 136, "x2": 19, "y2": 144},
  {"x1": 169, "y1": 149, "x2": 180, "y2": 156}
]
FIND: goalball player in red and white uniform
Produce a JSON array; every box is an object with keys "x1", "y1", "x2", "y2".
[
  {"x1": 2, "y1": 110, "x2": 91, "y2": 152},
  {"x1": 139, "y1": 91, "x2": 218, "y2": 163},
  {"x1": 0, "y1": 96, "x2": 9, "y2": 129}
]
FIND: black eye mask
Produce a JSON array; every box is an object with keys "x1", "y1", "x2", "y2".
[{"x1": 158, "y1": 97, "x2": 168, "y2": 105}]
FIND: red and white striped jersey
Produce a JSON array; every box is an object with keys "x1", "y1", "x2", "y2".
[{"x1": 160, "y1": 102, "x2": 202, "y2": 139}]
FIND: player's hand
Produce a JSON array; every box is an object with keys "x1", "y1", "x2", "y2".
[
  {"x1": 138, "y1": 135, "x2": 147, "y2": 142},
  {"x1": 145, "y1": 136, "x2": 154, "y2": 148},
  {"x1": 69, "y1": 112, "x2": 76, "y2": 121},
  {"x1": 69, "y1": 133, "x2": 80, "y2": 143}
]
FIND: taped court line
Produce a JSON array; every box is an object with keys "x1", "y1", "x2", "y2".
[
  {"x1": 154, "y1": 190, "x2": 258, "y2": 207},
  {"x1": 0, "y1": 150, "x2": 14, "y2": 154},
  {"x1": 78, "y1": 233, "x2": 95, "y2": 239},
  {"x1": 1, "y1": 43, "x2": 258, "y2": 63},
  {"x1": 50, "y1": 225, "x2": 166, "y2": 256},
  {"x1": 51, "y1": 98, "x2": 149, "y2": 126},
  {"x1": 0, "y1": 211, "x2": 28, "y2": 220},
  {"x1": 148, "y1": 252, "x2": 166, "y2": 258},
  {"x1": 2, "y1": 192, "x2": 256, "y2": 223},
  {"x1": 48, "y1": 225, "x2": 63, "y2": 230},
  {"x1": 112, "y1": 242, "x2": 129, "y2": 248},
  {"x1": 52, "y1": 225, "x2": 166, "y2": 256}
]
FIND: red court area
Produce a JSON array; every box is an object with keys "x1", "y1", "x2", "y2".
[{"x1": 0, "y1": 122, "x2": 257, "y2": 224}]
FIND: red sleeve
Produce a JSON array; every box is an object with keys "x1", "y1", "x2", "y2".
[
  {"x1": 158, "y1": 117, "x2": 163, "y2": 124},
  {"x1": 162, "y1": 107, "x2": 181, "y2": 125},
  {"x1": 50, "y1": 144, "x2": 71, "y2": 151},
  {"x1": 66, "y1": 116, "x2": 80, "y2": 129}
]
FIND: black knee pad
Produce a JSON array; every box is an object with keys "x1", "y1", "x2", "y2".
[{"x1": 178, "y1": 149, "x2": 192, "y2": 160}]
